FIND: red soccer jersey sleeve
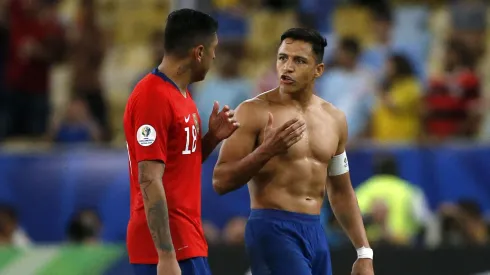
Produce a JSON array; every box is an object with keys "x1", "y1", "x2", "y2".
[{"x1": 131, "y1": 87, "x2": 173, "y2": 164}]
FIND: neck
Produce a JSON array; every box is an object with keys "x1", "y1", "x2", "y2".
[
  {"x1": 158, "y1": 56, "x2": 192, "y2": 93},
  {"x1": 278, "y1": 86, "x2": 314, "y2": 108}
]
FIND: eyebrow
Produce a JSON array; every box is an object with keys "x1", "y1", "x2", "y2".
[{"x1": 278, "y1": 53, "x2": 309, "y2": 60}]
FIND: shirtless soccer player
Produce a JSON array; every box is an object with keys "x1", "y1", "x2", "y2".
[
  {"x1": 212, "y1": 28, "x2": 375, "y2": 275},
  {"x1": 124, "y1": 9, "x2": 239, "y2": 275}
]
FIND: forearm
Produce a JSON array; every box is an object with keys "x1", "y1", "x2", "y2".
[
  {"x1": 140, "y1": 177, "x2": 174, "y2": 257},
  {"x1": 328, "y1": 181, "x2": 370, "y2": 248},
  {"x1": 213, "y1": 145, "x2": 272, "y2": 195},
  {"x1": 201, "y1": 132, "x2": 220, "y2": 163}
]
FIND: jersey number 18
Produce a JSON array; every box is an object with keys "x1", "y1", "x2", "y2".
[{"x1": 182, "y1": 125, "x2": 197, "y2": 155}]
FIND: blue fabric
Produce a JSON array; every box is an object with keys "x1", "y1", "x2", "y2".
[
  {"x1": 132, "y1": 257, "x2": 211, "y2": 275},
  {"x1": 245, "y1": 209, "x2": 332, "y2": 275},
  {"x1": 55, "y1": 124, "x2": 92, "y2": 143},
  {"x1": 0, "y1": 145, "x2": 489, "y2": 243}
]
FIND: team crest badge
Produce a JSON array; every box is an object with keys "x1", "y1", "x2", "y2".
[
  {"x1": 136, "y1": 124, "x2": 156, "y2": 146},
  {"x1": 192, "y1": 113, "x2": 200, "y2": 135}
]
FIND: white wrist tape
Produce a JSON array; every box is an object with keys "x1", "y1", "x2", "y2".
[
  {"x1": 328, "y1": 151, "x2": 349, "y2": 176},
  {"x1": 356, "y1": 246, "x2": 373, "y2": 259}
]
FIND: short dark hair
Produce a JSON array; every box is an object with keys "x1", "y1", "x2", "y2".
[
  {"x1": 280, "y1": 28, "x2": 327, "y2": 63},
  {"x1": 390, "y1": 54, "x2": 414, "y2": 78},
  {"x1": 339, "y1": 37, "x2": 361, "y2": 57},
  {"x1": 373, "y1": 153, "x2": 398, "y2": 176},
  {"x1": 164, "y1": 9, "x2": 218, "y2": 57},
  {"x1": 447, "y1": 39, "x2": 476, "y2": 69},
  {"x1": 457, "y1": 199, "x2": 482, "y2": 219},
  {"x1": 370, "y1": 4, "x2": 393, "y2": 23}
]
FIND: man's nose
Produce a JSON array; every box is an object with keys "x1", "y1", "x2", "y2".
[{"x1": 283, "y1": 59, "x2": 294, "y2": 72}]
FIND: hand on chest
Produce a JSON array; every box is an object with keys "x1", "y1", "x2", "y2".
[{"x1": 259, "y1": 109, "x2": 339, "y2": 163}]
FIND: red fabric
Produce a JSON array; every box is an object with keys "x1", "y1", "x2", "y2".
[
  {"x1": 6, "y1": 0, "x2": 64, "y2": 92},
  {"x1": 124, "y1": 72, "x2": 207, "y2": 264},
  {"x1": 425, "y1": 70, "x2": 480, "y2": 138}
]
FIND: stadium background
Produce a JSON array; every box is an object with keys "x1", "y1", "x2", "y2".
[{"x1": 1, "y1": 0, "x2": 490, "y2": 274}]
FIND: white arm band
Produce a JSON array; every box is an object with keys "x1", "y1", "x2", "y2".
[
  {"x1": 328, "y1": 151, "x2": 349, "y2": 176},
  {"x1": 356, "y1": 246, "x2": 373, "y2": 259}
]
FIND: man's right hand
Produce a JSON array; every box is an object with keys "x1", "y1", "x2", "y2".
[
  {"x1": 157, "y1": 257, "x2": 181, "y2": 275},
  {"x1": 261, "y1": 112, "x2": 306, "y2": 156}
]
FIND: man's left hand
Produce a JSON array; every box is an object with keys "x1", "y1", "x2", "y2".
[
  {"x1": 351, "y1": 258, "x2": 374, "y2": 275},
  {"x1": 208, "y1": 101, "x2": 240, "y2": 141}
]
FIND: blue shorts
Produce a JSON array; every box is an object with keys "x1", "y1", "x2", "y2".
[
  {"x1": 245, "y1": 209, "x2": 332, "y2": 275},
  {"x1": 132, "y1": 257, "x2": 211, "y2": 275}
]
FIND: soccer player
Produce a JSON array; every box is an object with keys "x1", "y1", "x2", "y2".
[
  {"x1": 124, "y1": 9, "x2": 239, "y2": 275},
  {"x1": 212, "y1": 28, "x2": 375, "y2": 275}
]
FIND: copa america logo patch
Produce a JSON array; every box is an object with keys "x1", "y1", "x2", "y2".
[{"x1": 136, "y1": 124, "x2": 156, "y2": 146}]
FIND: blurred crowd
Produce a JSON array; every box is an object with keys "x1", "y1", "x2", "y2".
[
  {"x1": 1, "y1": 0, "x2": 490, "y2": 249},
  {"x1": 1, "y1": 0, "x2": 490, "y2": 145}
]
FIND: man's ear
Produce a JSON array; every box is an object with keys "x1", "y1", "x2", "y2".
[
  {"x1": 315, "y1": 63, "x2": 325, "y2": 78},
  {"x1": 193, "y1": 45, "x2": 205, "y2": 62}
]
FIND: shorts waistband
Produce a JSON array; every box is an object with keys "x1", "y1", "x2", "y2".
[{"x1": 249, "y1": 209, "x2": 320, "y2": 223}]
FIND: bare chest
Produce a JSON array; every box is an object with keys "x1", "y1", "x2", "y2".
[{"x1": 259, "y1": 108, "x2": 340, "y2": 164}]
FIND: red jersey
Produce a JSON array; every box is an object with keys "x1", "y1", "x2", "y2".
[
  {"x1": 123, "y1": 68, "x2": 207, "y2": 264},
  {"x1": 6, "y1": 0, "x2": 64, "y2": 92}
]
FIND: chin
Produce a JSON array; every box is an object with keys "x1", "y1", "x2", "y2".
[
  {"x1": 192, "y1": 73, "x2": 206, "y2": 83},
  {"x1": 280, "y1": 84, "x2": 299, "y2": 94},
  {"x1": 193, "y1": 69, "x2": 209, "y2": 83}
]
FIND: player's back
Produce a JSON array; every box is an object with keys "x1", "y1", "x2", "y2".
[
  {"x1": 123, "y1": 69, "x2": 207, "y2": 264},
  {"x1": 243, "y1": 89, "x2": 343, "y2": 215}
]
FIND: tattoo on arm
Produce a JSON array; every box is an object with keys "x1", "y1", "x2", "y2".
[
  {"x1": 147, "y1": 196, "x2": 173, "y2": 252},
  {"x1": 138, "y1": 161, "x2": 174, "y2": 253}
]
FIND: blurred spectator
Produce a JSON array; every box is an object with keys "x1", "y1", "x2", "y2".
[
  {"x1": 360, "y1": 6, "x2": 425, "y2": 84},
  {"x1": 262, "y1": 0, "x2": 297, "y2": 11},
  {"x1": 439, "y1": 199, "x2": 489, "y2": 247},
  {"x1": 70, "y1": 0, "x2": 110, "y2": 141},
  {"x1": 222, "y1": 217, "x2": 247, "y2": 245},
  {"x1": 0, "y1": 204, "x2": 31, "y2": 247},
  {"x1": 48, "y1": 97, "x2": 101, "y2": 143},
  {"x1": 149, "y1": 30, "x2": 165, "y2": 68},
  {"x1": 66, "y1": 208, "x2": 102, "y2": 244},
  {"x1": 193, "y1": 40, "x2": 250, "y2": 134},
  {"x1": 0, "y1": 0, "x2": 9, "y2": 139},
  {"x1": 355, "y1": 154, "x2": 432, "y2": 246},
  {"x1": 317, "y1": 37, "x2": 375, "y2": 140},
  {"x1": 449, "y1": 0, "x2": 487, "y2": 60},
  {"x1": 131, "y1": 30, "x2": 165, "y2": 90},
  {"x1": 0, "y1": 0, "x2": 8, "y2": 86},
  {"x1": 423, "y1": 40, "x2": 481, "y2": 140},
  {"x1": 296, "y1": 0, "x2": 335, "y2": 32},
  {"x1": 4, "y1": 0, "x2": 65, "y2": 138},
  {"x1": 371, "y1": 54, "x2": 421, "y2": 143},
  {"x1": 359, "y1": 6, "x2": 393, "y2": 81}
]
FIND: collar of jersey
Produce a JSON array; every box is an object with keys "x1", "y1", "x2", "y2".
[{"x1": 152, "y1": 67, "x2": 180, "y2": 91}]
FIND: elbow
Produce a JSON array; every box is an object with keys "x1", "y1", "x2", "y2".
[
  {"x1": 212, "y1": 168, "x2": 231, "y2": 196},
  {"x1": 212, "y1": 180, "x2": 228, "y2": 196}
]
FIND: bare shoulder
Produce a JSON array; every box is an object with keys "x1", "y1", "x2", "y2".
[
  {"x1": 235, "y1": 94, "x2": 270, "y2": 130},
  {"x1": 316, "y1": 96, "x2": 347, "y2": 126},
  {"x1": 316, "y1": 96, "x2": 349, "y2": 145}
]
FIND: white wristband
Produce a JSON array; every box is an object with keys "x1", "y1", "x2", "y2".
[{"x1": 356, "y1": 246, "x2": 373, "y2": 259}]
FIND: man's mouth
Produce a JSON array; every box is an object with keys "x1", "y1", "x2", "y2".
[{"x1": 280, "y1": 75, "x2": 295, "y2": 84}]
